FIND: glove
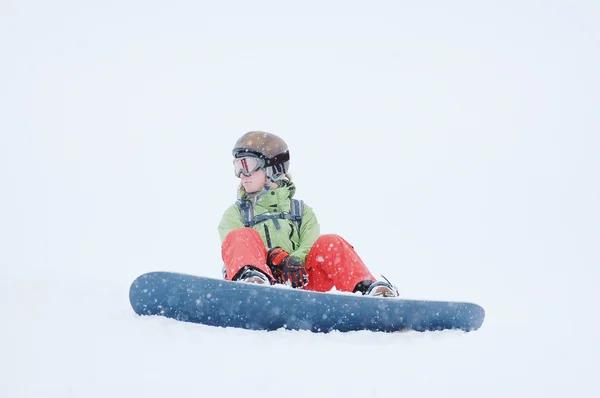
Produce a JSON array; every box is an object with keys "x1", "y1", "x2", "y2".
[{"x1": 267, "y1": 247, "x2": 308, "y2": 288}]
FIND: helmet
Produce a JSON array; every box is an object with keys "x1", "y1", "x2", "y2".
[{"x1": 232, "y1": 131, "x2": 290, "y2": 180}]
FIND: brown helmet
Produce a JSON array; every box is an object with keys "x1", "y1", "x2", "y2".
[{"x1": 232, "y1": 131, "x2": 290, "y2": 180}]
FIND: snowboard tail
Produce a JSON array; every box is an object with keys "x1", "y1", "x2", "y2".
[{"x1": 129, "y1": 272, "x2": 485, "y2": 333}]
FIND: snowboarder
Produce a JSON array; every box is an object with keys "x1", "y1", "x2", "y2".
[{"x1": 218, "y1": 131, "x2": 399, "y2": 297}]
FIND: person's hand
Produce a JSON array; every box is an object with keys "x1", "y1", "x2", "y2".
[{"x1": 267, "y1": 247, "x2": 308, "y2": 288}]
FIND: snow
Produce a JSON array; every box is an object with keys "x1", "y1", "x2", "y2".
[{"x1": 1, "y1": 1, "x2": 599, "y2": 397}]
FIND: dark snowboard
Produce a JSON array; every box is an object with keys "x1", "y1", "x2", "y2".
[{"x1": 129, "y1": 272, "x2": 485, "y2": 333}]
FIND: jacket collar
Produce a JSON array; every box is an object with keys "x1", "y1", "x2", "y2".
[{"x1": 238, "y1": 180, "x2": 296, "y2": 208}]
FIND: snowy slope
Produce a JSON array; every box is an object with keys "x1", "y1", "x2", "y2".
[{"x1": 1, "y1": 1, "x2": 599, "y2": 397}]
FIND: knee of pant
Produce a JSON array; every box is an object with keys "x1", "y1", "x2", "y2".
[
  {"x1": 315, "y1": 234, "x2": 346, "y2": 247},
  {"x1": 224, "y1": 227, "x2": 260, "y2": 242}
]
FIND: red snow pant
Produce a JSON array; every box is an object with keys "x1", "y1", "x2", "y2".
[{"x1": 221, "y1": 227, "x2": 376, "y2": 292}]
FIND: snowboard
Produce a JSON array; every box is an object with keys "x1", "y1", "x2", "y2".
[{"x1": 129, "y1": 272, "x2": 485, "y2": 333}]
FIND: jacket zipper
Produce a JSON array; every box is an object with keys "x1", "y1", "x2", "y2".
[{"x1": 263, "y1": 224, "x2": 272, "y2": 249}]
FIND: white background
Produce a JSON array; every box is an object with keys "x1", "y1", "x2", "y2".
[{"x1": 1, "y1": 1, "x2": 599, "y2": 397}]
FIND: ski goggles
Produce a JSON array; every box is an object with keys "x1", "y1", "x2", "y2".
[{"x1": 233, "y1": 156, "x2": 265, "y2": 177}]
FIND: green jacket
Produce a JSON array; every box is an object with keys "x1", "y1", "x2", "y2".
[{"x1": 218, "y1": 181, "x2": 320, "y2": 265}]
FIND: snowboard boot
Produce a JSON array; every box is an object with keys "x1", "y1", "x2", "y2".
[
  {"x1": 235, "y1": 267, "x2": 270, "y2": 285},
  {"x1": 354, "y1": 276, "x2": 399, "y2": 298},
  {"x1": 366, "y1": 280, "x2": 399, "y2": 297}
]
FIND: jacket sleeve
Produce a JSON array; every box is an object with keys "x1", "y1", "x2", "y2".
[
  {"x1": 289, "y1": 204, "x2": 320, "y2": 265},
  {"x1": 218, "y1": 204, "x2": 245, "y2": 243}
]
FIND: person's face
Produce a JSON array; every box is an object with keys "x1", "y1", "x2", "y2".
[{"x1": 240, "y1": 169, "x2": 267, "y2": 193}]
